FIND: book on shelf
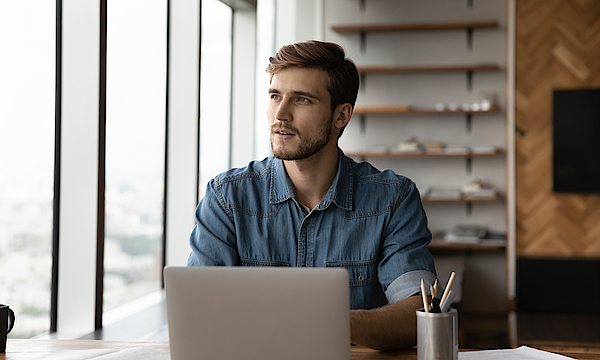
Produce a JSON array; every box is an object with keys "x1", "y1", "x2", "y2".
[
  {"x1": 444, "y1": 144, "x2": 469, "y2": 154},
  {"x1": 463, "y1": 189, "x2": 497, "y2": 199},
  {"x1": 444, "y1": 225, "x2": 488, "y2": 243},
  {"x1": 461, "y1": 179, "x2": 497, "y2": 199},
  {"x1": 426, "y1": 186, "x2": 461, "y2": 199},
  {"x1": 471, "y1": 145, "x2": 497, "y2": 154},
  {"x1": 424, "y1": 141, "x2": 445, "y2": 153}
]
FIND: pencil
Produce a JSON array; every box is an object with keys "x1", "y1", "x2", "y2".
[
  {"x1": 439, "y1": 272, "x2": 456, "y2": 308},
  {"x1": 421, "y1": 279, "x2": 430, "y2": 313}
]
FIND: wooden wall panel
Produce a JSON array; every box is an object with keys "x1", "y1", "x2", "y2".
[{"x1": 515, "y1": 0, "x2": 600, "y2": 257}]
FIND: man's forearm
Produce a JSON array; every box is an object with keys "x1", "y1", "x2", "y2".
[{"x1": 350, "y1": 295, "x2": 423, "y2": 351}]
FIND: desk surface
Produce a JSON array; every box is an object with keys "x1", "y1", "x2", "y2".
[{"x1": 2, "y1": 339, "x2": 600, "y2": 359}]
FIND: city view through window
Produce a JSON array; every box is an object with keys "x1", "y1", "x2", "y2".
[
  {"x1": 199, "y1": 0, "x2": 233, "y2": 198},
  {"x1": 103, "y1": 0, "x2": 168, "y2": 313},
  {"x1": 1, "y1": 0, "x2": 235, "y2": 337},
  {"x1": 0, "y1": 1, "x2": 56, "y2": 338}
]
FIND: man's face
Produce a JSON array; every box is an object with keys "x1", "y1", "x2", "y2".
[{"x1": 267, "y1": 67, "x2": 336, "y2": 161}]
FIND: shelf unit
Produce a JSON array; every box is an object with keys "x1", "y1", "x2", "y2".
[
  {"x1": 328, "y1": 0, "x2": 508, "y2": 315},
  {"x1": 334, "y1": 14, "x2": 506, "y2": 229}
]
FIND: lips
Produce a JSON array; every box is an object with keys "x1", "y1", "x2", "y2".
[
  {"x1": 272, "y1": 127, "x2": 297, "y2": 136},
  {"x1": 276, "y1": 130, "x2": 294, "y2": 135}
]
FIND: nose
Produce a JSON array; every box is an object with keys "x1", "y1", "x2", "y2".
[{"x1": 274, "y1": 98, "x2": 290, "y2": 122}]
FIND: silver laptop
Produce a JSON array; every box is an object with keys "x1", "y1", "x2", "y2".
[{"x1": 164, "y1": 266, "x2": 351, "y2": 360}]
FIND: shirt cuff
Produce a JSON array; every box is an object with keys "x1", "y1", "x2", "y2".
[{"x1": 385, "y1": 270, "x2": 438, "y2": 304}]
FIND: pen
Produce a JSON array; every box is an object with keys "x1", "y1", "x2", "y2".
[
  {"x1": 421, "y1": 279, "x2": 430, "y2": 313},
  {"x1": 439, "y1": 271, "x2": 456, "y2": 309}
]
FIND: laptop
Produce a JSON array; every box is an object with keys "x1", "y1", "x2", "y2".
[{"x1": 163, "y1": 266, "x2": 351, "y2": 360}]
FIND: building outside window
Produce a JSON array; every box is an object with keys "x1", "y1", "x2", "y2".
[
  {"x1": 103, "y1": 0, "x2": 168, "y2": 313},
  {"x1": 199, "y1": 0, "x2": 233, "y2": 198},
  {"x1": 0, "y1": 0, "x2": 56, "y2": 338}
]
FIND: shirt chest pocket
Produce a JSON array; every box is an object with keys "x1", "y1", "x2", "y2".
[{"x1": 326, "y1": 259, "x2": 377, "y2": 287}]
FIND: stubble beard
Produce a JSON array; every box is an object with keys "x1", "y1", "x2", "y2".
[{"x1": 271, "y1": 117, "x2": 333, "y2": 161}]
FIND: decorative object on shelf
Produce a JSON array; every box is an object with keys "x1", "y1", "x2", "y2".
[
  {"x1": 367, "y1": 144, "x2": 388, "y2": 153},
  {"x1": 479, "y1": 92, "x2": 492, "y2": 111},
  {"x1": 444, "y1": 224, "x2": 489, "y2": 244},
  {"x1": 395, "y1": 137, "x2": 421, "y2": 153}
]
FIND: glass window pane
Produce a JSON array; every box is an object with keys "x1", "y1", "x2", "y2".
[
  {"x1": 104, "y1": 0, "x2": 167, "y2": 312},
  {"x1": 0, "y1": 0, "x2": 55, "y2": 338},
  {"x1": 199, "y1": 0, "x2": 233, "y2": 198}
]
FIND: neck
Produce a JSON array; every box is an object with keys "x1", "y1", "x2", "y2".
[{"x1": 283, "y1": 144, "x2": 339, "y2": 210}]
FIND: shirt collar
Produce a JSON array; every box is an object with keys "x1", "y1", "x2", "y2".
[
  {"x1": 270, "y1": 157, "x2": 296, "y2": 204},
  {"x1": 270, "y1": 148, "x2": 353, "y2": 211}
]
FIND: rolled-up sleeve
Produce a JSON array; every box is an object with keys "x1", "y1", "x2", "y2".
[{"x1": 378, "y1": 181, "x2": 437, "y2": 304}]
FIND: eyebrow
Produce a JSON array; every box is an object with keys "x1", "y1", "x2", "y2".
[{"x1": 268, "y1": 88, "x2": 320, "y2": 99}]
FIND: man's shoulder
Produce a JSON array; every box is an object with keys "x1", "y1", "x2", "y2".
[
  {"x1": 345, "y1": 155, "x2": 413, "y2": 187},
  {"x1": 213, "y1": 156, "x2": 274, "y2": 186}
]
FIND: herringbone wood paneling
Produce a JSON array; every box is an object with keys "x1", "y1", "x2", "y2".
[{"x1": 516, "y1": 0, "x2": 600, "y2": 257}]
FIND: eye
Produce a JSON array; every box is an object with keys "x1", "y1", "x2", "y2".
[
  {"x1": 270, "y1": 94, "x2": 281, "y2": 101},
  {"x1": 297, "y1": 97, "x2": 310, "y2": 103}
]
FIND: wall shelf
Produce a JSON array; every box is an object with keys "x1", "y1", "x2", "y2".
[
  {"x1": 421, "y1": 194, "x2": 499, "y2": 203},
  {"x1": 331, "y1": 20, "x2": 499, "y2": 33},
  {"x1": 353, "y1": 105, "x2": 500, "y2": 133},
  {"x1": 354, "y1": 105, "x2": 500, "y2": 116},
  {"x1": 357, "y1": 64, "x2": 502, "y2": 91},
  {"x1": 347, "y1": 150, "x2": 501, "y2": 159},
  {"x1": 428, "y1": 239, "x2": 506, "y2": 251},
  {"x1": 357, "y1": 64, "x2": 501, "y2": 74},
  {"x1": 332, "y1": 20, "x2": 499, "y2": 51}
]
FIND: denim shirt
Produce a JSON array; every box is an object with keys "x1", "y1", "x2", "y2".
[{"x1": 188, "y1": 148, "x2": 437, "y2": 310}]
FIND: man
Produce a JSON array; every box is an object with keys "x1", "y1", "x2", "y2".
[{"x1": 188, "y1": 40, "x2": 437, "y2": 350}]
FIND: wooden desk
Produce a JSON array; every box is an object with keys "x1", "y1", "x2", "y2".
[{"x1": 2, "y1": 339, "x2": 600, "y2": 359}]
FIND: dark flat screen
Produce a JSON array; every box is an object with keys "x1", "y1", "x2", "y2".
[{"x1": 553, "y1": 88, "x2": 600, "y2": 193}]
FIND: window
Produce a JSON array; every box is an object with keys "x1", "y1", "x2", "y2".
[
  {"x1": 199, "y1": 0, "x2": 233, "y2": 197},
  {"x1": 104, "y1": 0, "x2": 167, "y2": 313},
  {"x1": 0, "y1": 0, "x2": 56, "y2": 338}
]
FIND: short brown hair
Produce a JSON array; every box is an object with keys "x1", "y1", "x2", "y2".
[{"x1": 266, "y1": 40, "x2": 360, "y2": 114}]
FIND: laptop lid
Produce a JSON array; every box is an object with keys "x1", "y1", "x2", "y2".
[{"x1": 164, "y1": 266, "x2": 351, "y2": 360}]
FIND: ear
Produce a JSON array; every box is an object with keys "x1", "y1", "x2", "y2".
[{"x1": 333, "y1": 103, "x2": 353, "y2": 130}]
